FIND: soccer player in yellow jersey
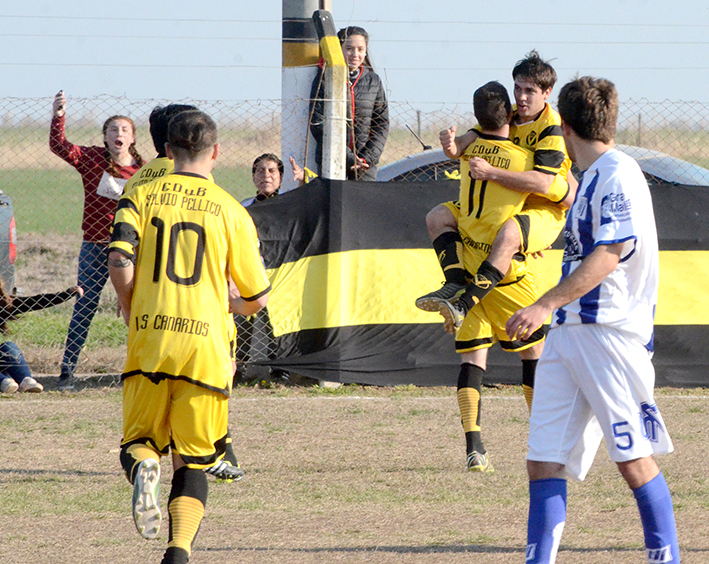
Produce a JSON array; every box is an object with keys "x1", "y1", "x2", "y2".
[
  {"x1": 417, "y1": 50, "x2": 575, "y2": 412},
  {"x1": 124, "y1": 104, "x2": 198, "y2": 195},
  {"x1": 127, "y1": 103, "x2": 246, "y2": 484},
  {"x1": 108, "y1": 110, "x2": 270, "y2": 564},
  {"x1": 428, "y1": 81, "x2": 553, "y2": 473}
]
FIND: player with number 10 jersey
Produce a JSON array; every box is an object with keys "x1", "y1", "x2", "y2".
[{"x1": 110, "y1": 172, "x2": 270, "y2": 396}]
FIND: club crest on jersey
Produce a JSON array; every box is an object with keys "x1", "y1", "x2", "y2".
[
  {"x1": 526, "y1": 131, "x2": 538, "y2": 147},
  {"x1": 601, "y1": 192, "x2": 632, "y2": 224},
  {"x1": 640, "y1": 402, "x2": 663, "y2": 442},
  {"x1": 573, "y1": 196, "x2": 588, "y2": 219}
]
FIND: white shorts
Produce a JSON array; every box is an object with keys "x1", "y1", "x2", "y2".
[{"x1": 527, "y1": 323, "x2": 674, "y2": 482}]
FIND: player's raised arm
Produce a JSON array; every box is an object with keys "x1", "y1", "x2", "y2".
[{"x1": 439, "y1": 126, "x2": 477, "y2": 160}]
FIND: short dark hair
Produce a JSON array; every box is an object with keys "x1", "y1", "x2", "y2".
[
  {"x1": 167, "y1": 110, "x2": 218, "y2": 161},
  {"x1": 252, "y1": 153, "x2": 284, "y2": 177},
  {"x1": 512, "y1": 50, "x2": 557, "y2": 92},
  {"x1": 149, "y1": 103, "x2": 198, "y2": 156},
  {"x1": 558, "y1": 76, "x2": 618, "y2": 143},
  {"x1": 473, "y1": 81, "x2": 512, "y2": 131}
]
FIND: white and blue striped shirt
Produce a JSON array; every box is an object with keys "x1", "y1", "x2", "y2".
[{"x1": 553, "y1": 148, "x2": 659, "y2": 350}]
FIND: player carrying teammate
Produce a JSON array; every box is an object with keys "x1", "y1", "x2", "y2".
[
  {"x1": 507, "y1": 76, "x2": 679, "y2": 564},
  {"x1": 416, "y1": 51, "x2": 574, "y2": 408},
  {"x1": 430, "y1": 81, "x2": 565, "y2": 473},
  {"x1": 108, "y1": 110, "x2": 271, "y2": 564}
]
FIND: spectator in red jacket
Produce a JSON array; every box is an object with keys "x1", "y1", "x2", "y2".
[{"x1": 49, "y1": 90, "x2": 144, "y2": 390}]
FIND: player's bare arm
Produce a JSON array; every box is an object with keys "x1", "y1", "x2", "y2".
[
  {"x1": 468, "y1": 159, "x2": 555, "y2": 195},
  {"x1": 439, "y1": 126, "x2": 477, "y2": 160},
  {"x1": 229, "y1": 293, "x2": 269, "y2": 317},
  {"x1": 506, "y1": 242, "x2": 624, "y2": 340},
  {"x1": 108, "y1": 250, "x2": 135, "y2": 325}
]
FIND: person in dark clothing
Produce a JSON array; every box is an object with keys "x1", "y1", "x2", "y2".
[
  {"x1": 0, "y1": 280, "x2": 83, "y2": 393},
  {"x1": 310, "y1": 25, "x2": 389, "y2": 181}
]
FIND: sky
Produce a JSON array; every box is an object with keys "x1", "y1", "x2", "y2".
[{"x1": 1, "y1": 0, "x2": 709, "y2": 107}]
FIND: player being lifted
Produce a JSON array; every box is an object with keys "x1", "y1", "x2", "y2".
[
  {"x1": 109, "y1": 110, "x2": 271, "y2": 564},
  {"x1": 416, "y1": 51, "x2": 575, "y2": 408},
  {"x1": 430, "y1": 81, "x2": 568, "y2": 473}
]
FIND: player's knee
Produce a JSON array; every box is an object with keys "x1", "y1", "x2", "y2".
[
  {"x1": 457, "y1": 362, "x2": 484, "y2": 390},
  {"x1": 426, "y1": 205, "x2": 457, "y2": 239},
  {"x1": 170, "y1": 466, "x2": 209, "y2": 506},
  {"x1": 527, "y1": 460, "x2": 565, "y2": 481},
  {"x1": 493, "y1": 219, "x2": 523, "y2": 254}
]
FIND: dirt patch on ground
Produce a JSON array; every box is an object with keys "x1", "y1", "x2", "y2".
[{"x1": 0, "y1": 386, "x2": 706, "y2": 564}]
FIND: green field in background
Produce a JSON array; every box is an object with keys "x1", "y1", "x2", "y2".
[{"x1": 0, "y1": 167, "x2": 255, "y2": 235}]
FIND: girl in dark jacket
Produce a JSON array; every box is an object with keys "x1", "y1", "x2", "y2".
[{"x1": 310, "y1": 26, "x2": 389, "y2": 181}]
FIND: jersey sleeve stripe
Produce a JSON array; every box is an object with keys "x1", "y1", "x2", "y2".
[
  {"x1": 534, "y1": 149, "x2": 566, "y2": 170},
  {"x1": 241, "y1": 284, "x2": 272, "y2": 301},
  {"x1": 537, "y1": 124, "x2": 562, "y2": 141},
  {"x1": 116, "y1": 198, "x2": 138, "y2": 213}
]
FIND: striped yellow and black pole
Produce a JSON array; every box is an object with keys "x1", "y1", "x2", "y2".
[
  {"x1": 281, "y1": 0, "x2": 322, "y2": 192},
  {"x1": 312, "y1": 10, "x2": 347, "y2": 180}
]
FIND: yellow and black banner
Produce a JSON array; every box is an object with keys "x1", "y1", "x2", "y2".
[{"x1": 245, "y1": 178, "x2": 709, "y2": 387}]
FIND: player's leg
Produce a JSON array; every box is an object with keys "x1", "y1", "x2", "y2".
[
  {"x1": 203, "y1": 428, "x2": 245, "y2": 483},
  {"x1": 162, "y1": 453, "x2": 209, "y2": 564},
  {"x1": 59, "y1": 242, "x2": 109, "y2": 390},
  {"x1": 526, "y1": 461, "x2": 568, "y2": 564},
  {"x1": 121, "y1": 375, "x2": 172, "y2": 541},
  {"x1": 415, "y1": 203, "x2": 467, "y2": 310},
  {"x1": 618, "y1": 457, "x2": 680, "y2": 564},
  {"x1": 518, "y1": 342, "x2": 543, "y2": 413},
  {"x1": 166, "y1": 381, "x2": 229, "y2": 563},
  {"x1": 456, "y1": 219, "x2": 522, "y2": 313},
  {"x1": 577, "y1": 326, "x2": 679, "y2": 563},
  {"x1": 458, "y1": 349, "x2": 493, "y2": 473}
]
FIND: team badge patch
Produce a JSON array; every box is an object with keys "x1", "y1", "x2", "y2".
[{"x1": 640, "y1": 402, "x2": 664, "y2": 442}]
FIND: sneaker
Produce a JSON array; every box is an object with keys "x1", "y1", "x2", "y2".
[
  {"x1": 438, "y1": 299, "x2": 468, "y2": 334},
  {"x1": 57, "y1": 373, "x2": 76, "y2": 391},
  {"x1": 19, "y1": 377, "x2": 43, "y2": 393},
  {"x1": 0, "y1": 378, "x2": 18, "y2": 394},
  {"x1": 415, "y1": 282, "x2": 466, "y2": 312},
  {"x1": 204, "y1": 459, "x2": 245, "y2": 483},
  {"x1": 133, "y1": 458, "x2": 162, "y2": 540},
  {"x1": 466, "y1": 451, "x2": 494, "y2": 473}
]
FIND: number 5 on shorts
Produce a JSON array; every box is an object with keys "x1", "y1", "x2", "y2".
[{"x1": 612, "y1": 421, "x2": 634, "y2": 451}]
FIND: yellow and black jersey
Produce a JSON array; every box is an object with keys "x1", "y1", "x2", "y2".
[
  {"x1": 458, "y1": 132, "x2": 535, "y2": 251},
  {"x1": 511, "y1": 103, "x2": 571, "y2": 205},
  {"x1": 124, "y1": 157, "x2": 215, "y2": 195},
  {"x1": 110, "y1": 172, "x2": 271, "y2": 395},
  {"x1": 124, "y1": 157, "x2": 174, "y2": 194}
]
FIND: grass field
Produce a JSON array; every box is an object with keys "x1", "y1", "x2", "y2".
[{"x1": 0, "y1": 384, "x2": 707, "y2": 564}]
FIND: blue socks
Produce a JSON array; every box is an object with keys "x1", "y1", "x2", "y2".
[
  {"x1": 527, "y1": 478, "x2": 567, "y2": 563},
  {"x1": 633, "y1": 472, "x2": 680, "y2": 563}
]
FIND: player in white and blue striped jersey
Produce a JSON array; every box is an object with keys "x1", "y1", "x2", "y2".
[{"x1": 507, "y1": 76, "x2": 679, "y2": 564}]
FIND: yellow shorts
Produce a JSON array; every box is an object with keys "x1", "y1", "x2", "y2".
[
  {"x1": 456, "y1": 268, "x2": 546, "y2": 354},
  {"x1": 443, "y1": 199, "x2": 566, "y2": 256},
  {"x1": 122, "y1": 375, "x2": 229, "y2": 469},
  {"x1": 513, "y1": 202, "x2": 566, "y2": 255}
]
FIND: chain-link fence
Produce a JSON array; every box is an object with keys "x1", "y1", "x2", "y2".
[{"x1": 2, "y1": 95, "x2": 709, "y2": 379}]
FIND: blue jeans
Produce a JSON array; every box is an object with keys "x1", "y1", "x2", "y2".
[
  {"x1": 0, "y1": 341, "x2": 32, "y2": 385},
  {"x1": 61, "y1": 241, "x2": 109, "y2": 376}
]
